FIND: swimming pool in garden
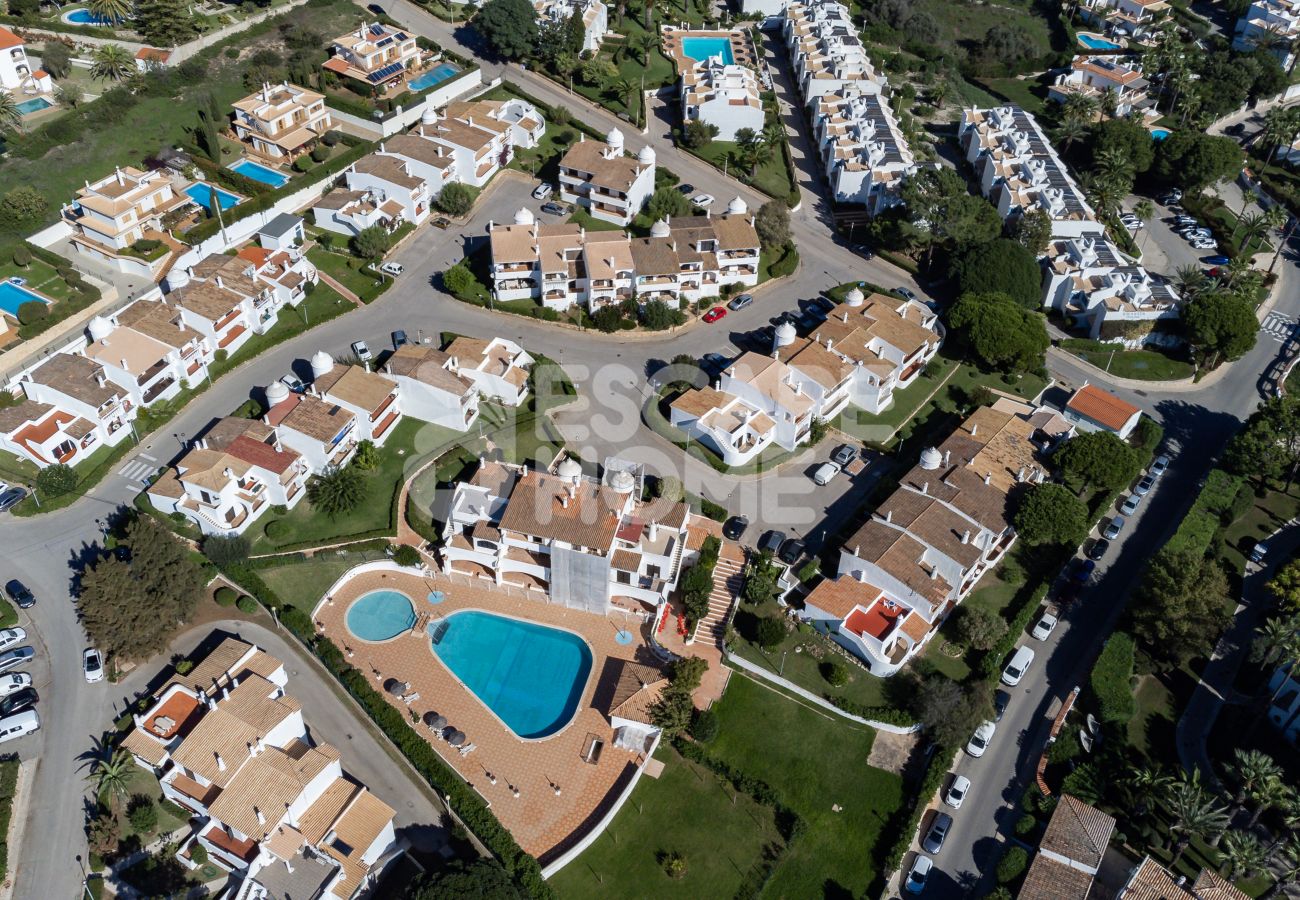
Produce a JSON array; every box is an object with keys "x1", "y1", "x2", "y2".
[
  {"x1": 184, "y1": 183, "x2": 242, "y2": 211},
  {"x1": 347, "y1": 590, "x2": 417, "y2": 641},
  {"x1": 229, "y1": 159, "x2": 291, "y2": 188},
  {"x1": 16, "y1": 98, "x2": 53, "y2": 115},
  {"x1": 0, "y1": 282, "x2": 49, "y2": 318},
  {"x1": 430, "y1": 610, "x2": 593, "y2": 739},
  {"x1": 1077, "y1": 34, "x2": 1121, "y2": 50},
  {"x1": 682, "y1": 36, "x2": 735, "y2": 65},
  {"x1": 409, "y1": 63, "x2": 461, "y2": 92},
  {"x1": 64, "y1": 8, "x2": 121, "y2": 24}
]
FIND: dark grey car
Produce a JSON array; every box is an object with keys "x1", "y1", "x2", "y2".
[{"x1": 922, "y1": 812, "x2": 952, "y2": 854}]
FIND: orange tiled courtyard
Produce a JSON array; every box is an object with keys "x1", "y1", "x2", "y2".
[{"x1": 313, "y1": 567, "x2": 671, "y2": 862}]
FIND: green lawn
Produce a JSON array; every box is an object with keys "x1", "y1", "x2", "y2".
[
  {"x1": 1128, "y1": 673, "x2": 1177, "y2": 759},
  {"x1": 922, "y1": 568, "x2": 1021, "y2": 682},
  {"x1": 306, "y1": 247, "x2": 392, "y2": 303},
  {"x1": 709, "y1": 675, "x2": 904, "y2": 897},
  {"x1": 833, "y1": 355, "x2": 958, "y2": 446},
  {"x1": 257, "y1": 556, "x2": 363, "y2": 613},
  {"x1": 1218, "y1": 483, "x2": 1300, "y2": 575},
  {"x1": 1063, "y1": 344, "x2": 1196, "y2": 381},
  {"x1": 0, "y1": 257, "x2": 77, "y2": 302},
  {"x1": 974, "y1": 76, "x2": 1051, "y2": 117},
  {"x1": 562, "y1": 18, "x2": 678, "y2": 127},
  {"x1": 123, "y1": 765, "x2": 191, "y2": 840},
  {"x1": 690, "y1": 133, "x2": 795, "y2": 201},
  {"x1": 549, "y1": 745, "x2": 783, "y2": 899}
]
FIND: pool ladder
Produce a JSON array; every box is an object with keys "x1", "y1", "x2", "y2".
[{"x1": 427, "y1": 616, "x2": 450, "y2": 645}]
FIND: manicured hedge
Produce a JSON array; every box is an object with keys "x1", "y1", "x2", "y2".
[
  {"x1": 1163, "y1": 468, "x2": 1244, "y2": 558},
  {"x1": 0, "y1": 755, "x2": 18, "y2": 881},
  {"x1": 1089, "y1": 632, "x2": 1136, "y2": 723},
  {"x1": 822, "y1": 695, "x2": 917, "y2": 728},
  {"x1": 979, "y1": 582, "x2": 1051, "y2": 680}
]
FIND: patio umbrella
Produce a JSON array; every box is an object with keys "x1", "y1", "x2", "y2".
[
  {"x1": 423, "y1": 711, "x2": 447, "y2": 730},
  {"x1": 447, "y1": 730, "x2": 466, "y2": 748},
  {"x1": 384, "y1": 678, "x2": 407, "y2": 697}
]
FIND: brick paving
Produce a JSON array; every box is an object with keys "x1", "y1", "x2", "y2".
[{"x1": 313, "y1": 568, "x2": 663, "y2": 862}]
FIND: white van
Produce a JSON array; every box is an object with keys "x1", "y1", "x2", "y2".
[
  {"x1": 1001, "y1": 646, "x2": 1035, "y2": 686},
  {"x1": 0, "y1": 709, "x2": 38, "y2": 744}
]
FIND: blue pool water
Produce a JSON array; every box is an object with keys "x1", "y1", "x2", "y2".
[
  {"x1": 409, "y1": 63, "x2": 461, "y2": 92},
  {"x1": 1078, "y1": 34, "x2": 1121, "y2": 50},
  {"x1": 1150, "y1": 128, "x2": 1171, "y2": 140},
  {"x1": 184, "y1": 183, "x2": 242, "y2": 211},
  {"x1": 347, "y1": 590, "x2": 417, "y2": 641},
  {"x1": 229, "y1": 159, "x2": 290, "y2": 188},
  {"x1": 0, "y1": 282, "x2": 49, "y2": 318},
  {"x1": 65, "y1": 8, "x2": 120, "y2": 24},
  {"x1": 431, "y1": 611, "x2": 593, "y2": 739},
  {"x1": 16, "y1": 98, "x2": 52, "y2": 115},
  {"x1": 682, "y1": 36, "x2": 735, "y2": 65}
]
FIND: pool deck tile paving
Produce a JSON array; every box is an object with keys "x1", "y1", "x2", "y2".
[
  {"x1": 662, "y1": 26, "x2": 759, "y2": 74},
  {"x1": 315, "y1": 568, "x2": 667, "y2": 862}
]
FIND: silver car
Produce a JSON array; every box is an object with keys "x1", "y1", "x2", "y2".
[{"x1": 0, "y1": 647, "x2": 34, "y2": 674}]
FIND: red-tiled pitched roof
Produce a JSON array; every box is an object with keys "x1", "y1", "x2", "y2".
[
  {"x1": 226, "y1": 434, "x2": 298, "y2": 474},
  {"x1": 1066, "y1": 384, "x2": 1140, "y2": 432}
]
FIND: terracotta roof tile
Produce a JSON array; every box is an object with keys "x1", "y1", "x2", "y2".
[{"x1": 1066, "y1": 384, "x2": 1140, "y2": 432}]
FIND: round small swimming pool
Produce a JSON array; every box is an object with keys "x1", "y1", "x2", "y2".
[
  {"x1": 347, "y1": 590, "x2": 416, "y2": 641},
  {"x1": 1150, "y1": 128, "x2": 1171, "y2": 140}
]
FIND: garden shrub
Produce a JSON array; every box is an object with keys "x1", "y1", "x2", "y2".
[
  {"x1": 1089, "y1": 632, "x2": 1136, "y2": 723},
  {"x1": 236, "y1": 595, "x2": 258, "y2": 614},
  {"x1": 996, "y1": 846, "x2": 1028, "y2": 884},
  {"x1": 821, "y1": 660, "x2": 849, "y2": 687},
  {"x1": 213, "y1": 586, "x2": 237, "y2": 607},
  {"x1": 1014, "y1": 813, "x2": 1037, "y2": 836},
  {"x1": 690, "y1": 708, "x2": 719, "y2": 743},
  {"x1": 127, "y1": 796, "x2": 158, "y2": 834}
]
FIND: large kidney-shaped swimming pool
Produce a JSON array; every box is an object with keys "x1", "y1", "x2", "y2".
[{"x1": 431, "y1": 610, "x2": 593, "y2": 740}]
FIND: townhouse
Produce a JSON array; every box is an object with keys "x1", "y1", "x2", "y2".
[
  {"x1": 1235, "y1": 0, "x2": 1300, "y2": 67},
  {"x1": 1080, "y1": 0, "x2": 1170, "y2": 43},
  {"x1": 312, "y1": 152, "x2": 430, "y2": 236},
  {"x1": 146, "y1": 416, "x2": 309, "y2": 535},
  {"x1": 311, "y1": 188, "x2": 404, "y2": 237},
  {"x1": 783, "y1": 0, "x2": 888, "y2": 100},
  {"x1": 120, "y1": 638, "x2": 398, "y2": 898},
  {"x1": 265, "y1": 388, "x2": 359, "y2": 471},
  {"x1": 310, "y1": 357, "x2": 403, "y2": 447},
  {"x1": 232, "y1": 243, "x2": 318, "y2": 315},
  {"x1": 0, "y1": 354, "x2": 137, "y2": 469},
  {"x1": 1048, "y1": 56, "x2": 1154, "y2": 120},
  {"x1": 232, "y1": 82, "x2": 333, "y2": 161},
  {"x1": 1116, "y1": 857, "x2": 1249, "y2": 900},
  {"x1": 323, "y1": 22, "x2": 421, "y2": 94},
  {"x1": 800, "y1": 401, "x2": 1050, "y2": 675},
  {"x1": 534, "y1": 0, "x2": 608, "y2": 52},
  {"x1": 443, "y1": 336, "x2": 533, "y2": 406},
  {"x1": 1020, "y1": 795, "x2": 1116, "y2": 900},
  {"x1": 487, "y1": 203, "x2": 761, "y2": 309},
  {"x1": 557, "y1": 129, "x2": 656, "y2": 226},
  {"x1": 441, "y1": 456, "x2": 705, "y2": 612},
  {"x1": 169, "y1": 256, "x2": 267, "y2": 358},
  {"x1": 63, "y1": 166, "x2": 192, "y2": 277},
  {"x1": 83, "y1": 299, "x2": 211, "y2": 407},
  {"x1": 382, "y1": 343, "x2": 480, "y2": 431},
  {"x1": 1041, "y1": 235, "x2": 1181, "y2": 341},
  {"x1": 670, "y1": 288, "x2": 941, "y2": 465},
  {"x1": 680, "y1": 55, "x2": 764, "y2": 142},
  {"x1": 1062, "y1": 383, "x2": 1143, "y2": 439},
  {"x1": 0, "y1": 26, "x2": 51, "y2": 94},
  {"x1": 811, "y1": 89, "x2": 915, "y2": 212}
]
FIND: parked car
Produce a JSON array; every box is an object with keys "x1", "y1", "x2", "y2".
[
  {"x1": 702, "y1": 306, "x2": 728, "y2": 323},
  {"x1": 1172, "y1": 215, "x2": 1198, "y2": 227},
  {"x1": 677, "y1": 183, "x2": 695, "y2": 196},
  {"x1": 1103, "y1": 515, "x2": 1126, "y2": 540},
  {"x1": 905, "y1": 855, "x2": 933, "y2": 895},
  {"x1": 1120, "y1": 493, "x2": 1143, "y2": 515},
  {"x1": 993, "y1": 690, "x2": 1010, "y2": 722},
  {"x1": 0, "y1": 710, "x2": 38, "y2": 744},
  {"x1": 1031, "y1": 612, "x2": 1059, "y2": 641},
  {"x1": 1150, "y1": 454, "x2": 1170, "y2": 477},
  {"x1": 0, "y1": 489, "x2": 26, "y2": 514},
  {"x1": 831, "y1": 444, "x2": 858, "y2": 467},
  {"x1": 1086, "y1": 539, "x2": 1110, "y2": 561},
  {"x1": 3, "y1": 581, "x2": 33, "y2": 610},
  {"x1": 1163, "y1": 188, "x2": 1183, "y2": 204},
  {"x1": 83, "y1": 648, "x2": 104, "y2": 684},
  {"x1": 540, "y1": 201, "x2": 567, "y2": 216},
  {"x1": 431, "y1": 217, "x2": 451, "y2": 230},
  {"x1": 0, "y1": 674, "x2": 30, "y2": 698},
  {"x1": 0, "y1": 630, "x2": 25, "y2": 653},
  {"x1": 728, "y1": 293, "x2": 754, "y2": 311},
  {"x1": 1070, "y1": 558, "x2": 1096, "y2": 583},
  {"x1": 922, "y1": 813, "x2": 953, "y2": 854},
  {"x1": 702, "y1": 352, "x2": 728, "y2": 371},
  {"x1": 351, "y1": 340, "x2": 372, "y2": 363},
  {"x1": 0, "y1": 648, "x2": 34, "y2": 675},
  {"x1": 1201, "y1": 255, "x2": 1231, "y2": 266},
  {"x1": 692, "y1": 194, "x2": 715, "y2": 208},
  {"x1": 1225, "y1": 122, "x2": 1247, "y2": 136},
  {"x1": 1135, "y1": 474, "x2": 1156, "y2": 496},
  {"x1": 967, "y1": 720, "x2": 996, "y2": 757},
  {"x1": 391, "y1": 329, "x2": 409, "y2": 350},
  {"x1": 723, "y1": 515, "x2": 750, "y2": 541},
  {"x1": 813, "y1": 462, "x2": 840, "y2": 486},
  {"x1": 778, "y1": 538, "x2": 806, "y2": 565},
  {"x1": 280, "y1": 374, "x2": 306, "y2": 394},
  {"x1": 945, "y1": 775, "x2": 971, "y2": 809},
  {"x1": 895, "y1": 286, "x2": 918, "y2": 303},
  {"x1": 532, "y1": 182, "x2": 554, "y2": 200},
  {"x1": 1191, "y1": 239, "x2": 1219, "y2": 251},
  {"x1": 1002, "y1": 645, "x2": 1035, "y2": 686},
  {"x1": 379, "y1": 261, "x2": 404, "y2": 277},
  {"x1": 0, "y1": 688, "x2": 37, "y2": 718},
  {"x1": 758, "y1": 530, "x2": 785, "y2": 555}
]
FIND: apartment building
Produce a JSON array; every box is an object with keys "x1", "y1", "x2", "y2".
[
  {"x1": 63, "y1": 166, "x2": 191, "y2": 277},
  {"x1": 681, "y1": 55, "x2": 764, "y2": 141},
  {"x1": 799, "y1": 401, "x2": 1050, "y2": 675},
  {"x1": 0, "y1": 26, "x2": 51, "y2": 94},
  {"x1": 1041, "y1": 235, "x2": 1180, "y2": 341},
  {"x1": 309, "y1": 358, "x2": 403, "y2": 447},
  {"x1": 783, "y1": 0, "x2": 887, "y2": 100},
  {"x1": 1235, "y1": 0, "x2": 1300, "y2": 67},
  {"x1": 959, "y1": 105, "x2": 1104, "y2": 239},
  {"x1": 382, "y1": 343, "x2": 480, "y2": 431},
  {"x1": 811, "y1": 89, "x2": 915, "y2": 212},
  {"x1": 312, "y1": 152, "x2": 431, "y2": 236},
  {"x1": 1048, "y1": 56, "x2": 1154, "y2": 120},
  {"x1": 147, "y1": 416, "x2": 309, "y2": 535},
  {"x1": 1080, "y1": 0, "x2": 1171, "y2": 42},
  {"x1": 534, "y1": 0, "x2": 608, "y2": 52},
  {"x1": 323, "y1": 22, "x2": 420, "y2": 93},
  {"x1": 487, "y1": 204, "x2": 761, "y2": 309},
  {"x1": 311, "y1": 188, "x2": 405, "y2": 237},
  {"x1": 442, "y1": 456, "x2": 702, "y2": 612},
  {"x1": 119, "y1": 638, "x2": 398, "y2": 898},
  {"x1": 558, "y1": 129, "x2": 655, "y2": 226},
  {"x1": 232, "y1": 82, "x2": 333, "y2": 161},
  {"x1": 671, "y1": 288, "x2": 941, "y2": 464},
  {"x1": 83, "y1": 300, "x2": 211, "y2": 407},
  {"x1": 0, "y1": 354, "x2": 137, "y2": 468},
  {"x1": 443, "y1": 336, "x2": 533, "y2": 406}
]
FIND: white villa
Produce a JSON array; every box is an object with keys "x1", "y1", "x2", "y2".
[
  {"x1": 312, "y1": 152, "x2": 430, "y2": 236},
  {"x1": 1042, "y1": 235, "x2": 1180, "y2": 342},
  {"x1": 534, "y1": 0, "x2": 608, "y2": 52},
  {"x1": 1235, "y1": 0, "x2": 1300, "y2": 67},
  {"x1": 442, "y1": 336, "x2": 533, "y2": 406},
  {"x1": 383, "y1": 343, "x2": 480, "y2": 431},
  {"x1": 1080, "y1": 0, "x2": 1170, "y2": 42},
  {"x1": 1048, "y1": 56, "x2": 1154, "y2": 120},
  {"x1": 681, "y1": 55, "x2": 764, "y2": 142},
  {"x1": 0, "y1": 26, "x2": 51, "y2": 96},
  {"x1": 63, "y1": 166, "x2": 191, "y2": 278},
  {"x1": 232, "y1": 82, "x2": 333, "y2": 161},
  {"x1": 323, "y1": 22, "x2": 421, "y2": 94},
  {"x1": 82, "y1": 299, "x2": 212, "y2": 408},
  {"x1": 558, "y1": 130, "x2": 656, "y2": 226}
]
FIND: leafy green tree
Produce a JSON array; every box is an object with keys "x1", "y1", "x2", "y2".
[
  {"x1": 1009, "y1": 209, "x2": 1052, "y2": 256},
  {"x1": 350, "y1": 226, "x2": 393, "y2": 262},
  {"x1": 41, "y1": 43, "x2": 71, "y2": 79},
  {"x1": 352, "y1": 439, "x2": 380, "y2": 471},
  {"x1": 473, "y1": 0, "x2": 538, "y2": 59},
  {"x1": 900, "y1": 167, "x2": 1002, "y2": 264},
  {"x1": 911, "y1": 674, "x2": 992, "y2": 749},
  {"x1": 128, "y1": 795, "x2": 159, "y2": 834},
  {"x1": 89, "y1": 44, "x2": 135, "y2": 82},
  {"x1": 641, "y1": 299, "x2": 683, "y2": 330},
  {"x1": 1055, "y1": 431, "x2": 1141, "y2": 494},
  {"x1": 690, "y1": 707, "x2": 719, "y2": 742},
  {"x1": 392, "y1": 544, "x2": 422, "y2": 567},
  {"x1": 754, "y1": 614, "x2": 786, "y2": 650},
  {"x1": 755, "y1": 200, "x2": 790, "y2": 250},
  {"x1": 436, "y1": 182, "x2": 476, "y2": 217},
  {"x1": 591, "y1": 305, "x2": 623, "y2": 333},
  {"x1": 17, "y1": 300, "x2": 47, "y2": 326},
  {"x1": 0, "y1": 186, "x2": 49, "y2": 232},
  {"x1": 1089, "y1": 116, "x2": 1156, "y2": 174},
  {"x1": 1224, "y1": 396, "x2": 1300, "y2": 490},
  {"x1": 953, "y1": 605, "x2": 1007, "y2": 651},
  {"x1": 1129, "y1": 548, "x2": 1229, "y2": 668},
  {"x1": 682, "y1": 119, "x2": 718, "y2": 149},
  {"x1": 135, "y1": 0, "x2": 198, "y2": 46},
  {"x1": 1014, "y1": 483, "x2": 1090, "y2": 546},
  {"x1": 1155, "y1": 132, "x2": 1245, "y2": 191},
  {"x1": 405, "y1": 859, "x2": 520, "y2": 900},
  {"x1": 1184, "y1": 292, "x2": 1257, "y2": 368},
  {"x1": 946, "y1": 292, "x2": 1049, "y2": 373},
  {"x1": 308, "y1": 465, "x2": 365, "y2": 518},
  {"x1": 443, "y1": 262, "x2": 478, "y2": 300},
  {"x1": 36, "y1": 463, "x2": 77, "y2": 499},
  {"x1": 821, "y1": 660, "x2": 849, "y2": 686},
  {"x1": 1227, "y1": 749, "x2": 1282, "y2": 817},
  {"x1": 646, "y1": 186, "x2": 692, "y2": 222},
  {"x1": 950, "y1": 239, "x2": 1042, "y2": 309},
  {"x1": 202, "y1": 534, "x2": 250, "y2": 568}
]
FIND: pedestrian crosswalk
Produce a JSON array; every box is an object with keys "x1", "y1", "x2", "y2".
[
  {"x1": 117, "y1": 457, "x2": 157, "y2": 485},
  {"x1": 1261, "y1": 312, "x2": 1297, "y2": 344}
]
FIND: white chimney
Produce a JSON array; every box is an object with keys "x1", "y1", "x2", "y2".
[
  {"x1": 984, "y1": 473, "x2": 991, "y2": 485},
  {"x1": 962, "y1": 530, "x2": 970, "y2": 544},
  {"x1": 120, "y1": 358, "x2": 129, "y2": 373},
  {"x1": 971, "y1": 423, "x2": 978, "y2": 437},
  {"x1": 215, "y1": 752, "x2": 226, "y2": 772},
  {"x1": 255, "y1": 807, "x2": 266, "y2": 826}
]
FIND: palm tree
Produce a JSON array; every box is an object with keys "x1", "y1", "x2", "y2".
[
  {"x1": 88, "y1": 0, "x2": 131, "y2": 23},
  {"x1": 1259, "y1": 106, "x2": 1297, "y2": 162},
  {"x1": 1233, "y1": 211, "x2": 1269, "y2": 257},
  {"x1": 1167, "y1": 777, "x2": 1231, "y2": 866},
  {"x1": 90, "y1": 44, "x2": 135, "y2": 83},
  {"x1": 1134, "y1": 198, "x2": 1155, "y2": 250},
  {"x1": 607, "y1": 77, "x2": 638, "y2": 115},
  {"x1": 1220, "y1": 830, "x2": 1268, "y2": 881},
  {"x1": 83, "y1": 747, "x2": 134, "y2": 810},
  {"x1": 931, "y1": 80, "x2": 948, "y2": 110},
  {"x1": 0, "y1": 92, "x2": 19, "y2": 133},
  {"x1": 1247, "y1": 777, "x2": 1289, "y2": 829},
  {"x1": 55, "y1": 85, "x2": 82, "y2": 109},
  {"x1": 1062, "y1": 92, "x2": 1098, "y2": 127},
  {"x1": 307, "y1": 465, "x2": 365, "y2": 518},
  {"x1": 1121, "y1": 763, "x2": 1172, "y2": 819},
  {"x1": 763, "y1": 118, "x2": 786, "y2": 152},
  {"x1": 1082, "y1": 174, "x2": 1122, "y2": 221},
  {"x1": 1175, "y1": 264, "x2": 1209, "y2": 298},
  {"x1": 629, "y1": 32, "x2": 653, "y2": 65},
  {"x1": 1058, "y1": 117, "x2": 1090, "y2": 151},
  {"x1": 1264, "y1": 836, "x2": 1300, "y2": 898}
]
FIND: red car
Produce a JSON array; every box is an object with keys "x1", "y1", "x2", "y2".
[{"x1": 703, "y1": 306, "x2": 728, "y2": 323}]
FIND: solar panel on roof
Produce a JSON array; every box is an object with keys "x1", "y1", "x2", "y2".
[
  {"x1": 368, "y1": 62, "x2": 404, "y2": 82},
  {"x1": 369, "y1": 23, "x2": 385, "y2": 35}
]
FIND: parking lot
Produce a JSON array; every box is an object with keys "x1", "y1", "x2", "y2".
[{"x1": 1123, "y1": 192, "x2": 1210, "y2": 276}]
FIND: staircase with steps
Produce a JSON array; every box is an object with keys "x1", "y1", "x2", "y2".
[{"x1": 692, "y1": 553, "x2": 745, "y2": 644}]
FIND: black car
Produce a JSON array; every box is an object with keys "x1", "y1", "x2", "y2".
[
  {"x1": 778, "y1": 538, "x2": 805, "y2": 565},
  {"x1": 0, "y1": 488, "x2": 26, "y2": 514},
  {"x1": 758, "y1": 530, "x2": 786, "y2": 555},
  {"x1": 723, "y1": 515, "x2": 749, "y2": 541},
  {"x1": 1071, "y1": 559, "x2": 1097, "y2": 583},
  {"x1": 1225, "y1": 122, "x2": 1247, "y2": 136},
  {"x1": 993, "y1": 689, "x2": 1010, "y2": 722},
  {"x1": 0, "y1": 688, "x2": 37, "y2": 717},
  {"x1": 3, "y1": 581, "x2": 33, "y2": 610},
  {"x1": 367, "y1": 3, "x2": 385, "y2": 13},
  {"x1": 392, "y1": 330, "x2": 409, "y2": 350},
  {"x1": 1086, "y1": 539, "x2": 1110, "y2": 561},
  {"x1": 677, "y1": 183, "x2": 695, "y2": 196},
  {"x1": 831, "y1": 444, "x2": 857, "y2": 467}
]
